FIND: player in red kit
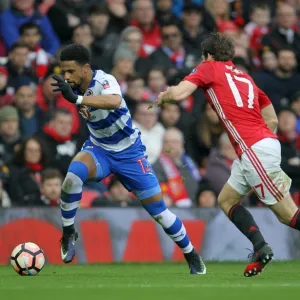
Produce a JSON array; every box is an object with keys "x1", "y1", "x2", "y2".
[{"x1": 157, "y1": 33, "x2": 300, "y2": 277}]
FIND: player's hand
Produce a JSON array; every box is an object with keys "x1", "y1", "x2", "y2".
[
  {"x1": 157, "y1": 89, "x2": 178, "y2": 107},
  {"x1": 51, "y1": 75, "x2": 78, "y2": 104},
  {"x1": 157, "y1": 92, "x2": 165, "y2": 107}
]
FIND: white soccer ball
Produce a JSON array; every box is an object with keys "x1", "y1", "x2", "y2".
[{"x1": 10, "y1": 242, "x2": 45, "y2": 276}]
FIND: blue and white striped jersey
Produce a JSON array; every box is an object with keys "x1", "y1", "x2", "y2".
[{"x1": 78, "y1": 70, "x2": 140, "y2": 152}]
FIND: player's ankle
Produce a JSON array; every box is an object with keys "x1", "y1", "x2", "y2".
[
  {"x1": 253, "y1": 241, "x2": 267, "y2": 252},
  {"x1": 63, "y1": 224, "x2": 75, "y2": 235}
]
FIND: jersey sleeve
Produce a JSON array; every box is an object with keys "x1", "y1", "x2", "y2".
[
  {"x1": 258, "y1": 88, "x2": 271, "y2": 109},
  {"x1": 99, "y1": 74, "x2": 122, "y2": 96},
  {"x1": 184, "y1": 61, "x2": 214, "y2": 87}
]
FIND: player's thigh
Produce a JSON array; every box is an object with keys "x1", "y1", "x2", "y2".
[
  {"x1": 114, "y1": 155, "x2": 162, "y2": 202},
  {"x1": 242, "y1": 138, "x2": 291, "y2": 206},
  {"x1": 269, "y1": 194, "x2": 298, "y2": 224},
  {"x1": 220, "y1": 158, "x2": 251, "y2": 213},
  {"x1": 78, "y1": 141, "x2": 111, "y2": 180}
]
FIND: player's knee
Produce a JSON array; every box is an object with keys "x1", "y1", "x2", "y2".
[
  {"x1": 143, "y1": 200, "x2": 167, "y2": 220},
  {"x1": 143, "y1": 200, "x2": 177, "y2": 228},
  {"x1": 62, "y1": 161, "x2": 88, "y2": 195}
]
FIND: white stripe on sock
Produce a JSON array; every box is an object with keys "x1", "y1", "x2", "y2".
[
  {"x1": 153, "y1": 209, "x2": 177, "y2": 229},
  {"x1": 62, "y1": 172, "x2": 84, "y2": 194},
  {"x1": 60, "y1": 200, "x2": 81, "y2": 211},
  {"x1": 62, "y1": 217, "x2": 75, "y2": 226},
  {"x1": 182, "y1": 242, "x2": 193, "y2": 254}
]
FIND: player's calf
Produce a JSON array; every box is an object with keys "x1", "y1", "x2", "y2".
[
  {"x1": 60, "y1": 161, "x2": 88, "y2": 263},
  {"x1": 142, "y1": 199, "x2": 206, "y2": 275}
]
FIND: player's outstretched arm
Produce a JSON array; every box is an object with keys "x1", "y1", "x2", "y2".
[
  {"x1": 157, "y1": 81, "x2": 197, "y2": 106},
  {"x1": 261, "y1": 104, "x2": 278, "y2": 133},
  {"x1": 51, "y1": 75, "x2": 121, "y2": 109},
  {"x1": 80, "y1": 94, "x2": 121, "y2": 109}
]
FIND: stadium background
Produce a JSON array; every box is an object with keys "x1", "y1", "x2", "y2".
[{"x1": 0, "y1": 0, "x2": 300, "y2": 263}]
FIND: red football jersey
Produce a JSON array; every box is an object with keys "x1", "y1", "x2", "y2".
[{"x1": 184, "y1": 60, "x2": 277, "y2": 157}]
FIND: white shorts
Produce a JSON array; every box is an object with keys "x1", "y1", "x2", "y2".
[{"x1": 227, "y1": 138, "x2": 291, "y2": 206}]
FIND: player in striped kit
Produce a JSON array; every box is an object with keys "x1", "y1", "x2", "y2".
[
  {"x1": 51, "y1": 44, "x2": 206, "y2": 274},
  {"x1": 158, "y1": 32, "x2": 300, "y2": 277}
]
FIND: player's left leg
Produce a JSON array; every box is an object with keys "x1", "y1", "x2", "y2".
[
  {"x1": 113, "y1": 150, "x2": 206, "y2": 275},
  {"x1": 141, "y1": 193, "x2": 206, "y2": 274}
]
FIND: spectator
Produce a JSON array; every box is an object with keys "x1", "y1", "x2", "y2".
[
  {"x1": 46, "y1": 0, "x2": 82, "y2": 43},
  {"x1": 172, "y1": 0, "x2": 204, "y2": 17},
  {"x1": 205, "y1": 0, "x2": 232, "y2": 30},
  {"x1": 277, "y1": 109, "x2": 300, "y2": 189},
  {"x1": 181, "y1": 4, "x2": 209, "y2": 54},
  {"x1": 132, "y1": 101, "x2": 165, "y2": 164},
  {"x1": 87, "y1": 4, "x2": 119, "y2": 72},
  {"x1": 14, "y1": 84, "x2": 45, "y2": 138},
  {"x1": 152, "y1": 127, "x2": 201, "y2": 207},
  {"x1": 0, "y1": 66, "x2": 13, "y2": 108},
  {"x1": 159, "y1": 103, "x2": 181, "y2": 129},
  {"x1": 186, "y1": 102, "x2": 224, "y2": 168},
  {"x1": 244, "y1": 4, "x2": 271, "y2": 67},
  {"x1": 37, "y1": 109, "x2": 79, "y2": 176},
  {"x1": 130, "y1": 0, "x2": 161, "y2": 57},
  {"x1": 105, "y1": 0, "x2": 130, "y2": 34},
  {"x1": 119, "y1": 26, "x2": 150, "y2": 75},
  {"x1": 205, "y1": 132, "x2": 237, "y2": 196},
  {"x1": 124, "y1": 75, "x2": 147, "y2": 115},
  {"x1": 156, "y1": 0, "x2": 180, "y2": 26},
  {"x1": 92, "y1": 177, "x2": 138, "y2": 207},
  {"x1": 0, "y1": 0, "x2": 60, "y2": 55},
  {"x1": 0, "y1": 105, "x2": 22, "y2": 165},
  {"x1": 111, "y1": 43, "x2": 135, "y2": 94},
  {"x1": 19, "y1": 22, "x2": 50, "y2": 79},
  {"x1": 5, "y1": 42, "x2": 37, "y2": 91},
  {"x1": 36, "y1": 73, "x2": 80, "y2": 135},
  {"x1": 254, "y1": 48, "x2": 300, "y2": 112},
  {"x1": 149, "y1": 22, "x2": 200, "y2": 76},
  {"x1": 291, "y1": 92, "x2": 300, "y2": 133},
  {"x1": 260, "y1": 50, "x2": 278, "y2": 72},
  {"x1": 40, "y1": 168, "x2": 63, "y2": 206},
  {"x1": 196, "y1": 188, "x2": 217, "y2": 208},
  {"x1": 145, "y1": 67, "x2": 167, "y2": 102},
  {"x1": 219, "y1": 21, "x2": 250, "y2": 63},
  {"x1": 71, "y1": 23, "x2": 103, "y2": 70},
  {"x1": 262, "y1": 3, "x2": 300, "y2": 65},
  {"x1": 7, "y1": 136, "x2": 48, "y2": 206}
]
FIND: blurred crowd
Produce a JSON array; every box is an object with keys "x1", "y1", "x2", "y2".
[{"x1": 0, "y1": 0, "x2": 299, "y2": 209}]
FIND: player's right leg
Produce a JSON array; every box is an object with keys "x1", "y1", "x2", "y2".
[{"x1": 60, "y1": 142, "x2": 111, "y2": 263}]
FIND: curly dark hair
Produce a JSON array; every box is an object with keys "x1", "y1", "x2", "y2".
[
  {"x1": 201, "y1": 32, "x2": 235, "y2": 62},
  {"x1": 13, "y1": 137, "x2": 49, "y2": 167},
  {"x1": 60, "y1": 43, "x2": 91, "y2": 65}
]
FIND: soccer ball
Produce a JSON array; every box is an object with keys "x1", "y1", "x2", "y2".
[{"x1": 10, "y1": 242, "x2": 45, "y2": 276}]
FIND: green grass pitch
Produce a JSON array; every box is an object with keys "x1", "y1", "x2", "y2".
[{"x1": 1, "y1": 262, "x2": 300, "y2": 300}]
